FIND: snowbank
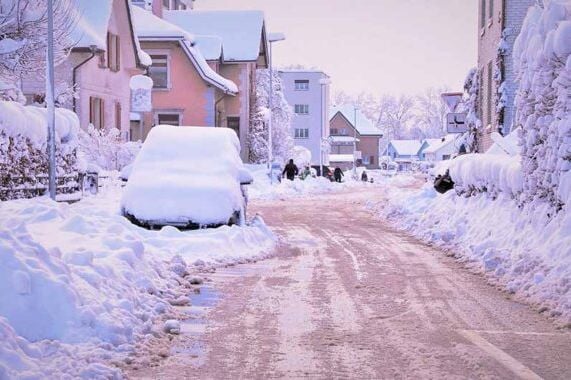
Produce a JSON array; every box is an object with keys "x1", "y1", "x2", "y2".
[
  {"x1": 375, "y1": 177, "x2": 571, "y2": 323},
  {"x1": 0, "y1": 177, "x2": 275, "y2": 378},
  {"x1": 247, "y1": 164, "x2": 382, "y2": 200},
  {"x1": 122, "y1": 126, "x2": 248, "y2": 225}
]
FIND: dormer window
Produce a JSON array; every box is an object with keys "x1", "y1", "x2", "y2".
[{"x1": 107, "y1": 32, "x2": 120, "y2": 72}]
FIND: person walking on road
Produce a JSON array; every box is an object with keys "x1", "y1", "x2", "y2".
[
  {"x1": 361, "y1": 170, "x2": 368, "y2": 182},
  {"x1": 333, "y1": 167, "x2": 344, "y2": 183},
  {"x1": 282, "y1": 159, "x2": 299, "y2": 181}
]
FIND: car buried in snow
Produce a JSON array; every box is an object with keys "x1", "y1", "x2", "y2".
[{"x1": 120, "y1": 125, "x2": 253, "y2": 230}]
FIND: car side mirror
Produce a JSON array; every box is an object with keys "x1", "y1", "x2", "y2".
[{"x1": 239, "y1": 167, "x2": 254, "y2": 185}]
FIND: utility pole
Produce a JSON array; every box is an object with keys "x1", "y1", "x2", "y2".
[
  {"x1": 353, "y1": 105, "x2": 358, "y2": 177},
  {"x1": 46, "y1": 0, "x2": 56, "y2": 200}
]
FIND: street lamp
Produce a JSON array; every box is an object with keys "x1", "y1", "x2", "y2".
[
  {"x1": 318, "y1": 77, "x2": 331, "y2": 176},
  {"x1": 267, "y1": 32, "x2": 285, "y2": 184}
]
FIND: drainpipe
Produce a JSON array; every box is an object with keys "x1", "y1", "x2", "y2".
[
  {"x1": 214, "y1": 93, "x2": 226, "y2": 127},
  {"x1": 72, "y1": 45, "x2": 97, "y2": 113}
]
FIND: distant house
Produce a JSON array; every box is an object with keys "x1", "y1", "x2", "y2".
[
  {"x1": 278, "y1": 70, "x2": 331, "y2": 167},
  {"x1": 22, "y1": 0, "x2": 148, "y2": 140},
  {"x1": 130, "y1": 5, "x2": 237, "y2": 142},
  {"x1": 329, "y1": 105, "x2": 383, "y2": 169},
  {"x1": 476, "y1": 0, "x2": 534, "y2": 151},
  {"x1": 423, "y1": 135, "x2": 458, "y2": 162},
  {"x1": 164, "y1": 9, "x2": 269, "y2": 162},
  {"x1": 385, "y1": 140, "x2": 425, "y2": 171}
]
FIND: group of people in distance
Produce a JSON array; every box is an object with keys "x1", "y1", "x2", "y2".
[{"x1": 281, "y1": 159, "x2": 372, "y2": 183}]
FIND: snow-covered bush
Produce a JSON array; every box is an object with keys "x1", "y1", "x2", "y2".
[
  {"x1": 0, "y1": 101, "x2": 80, "y2": 200},
  {"x1": 249, "y1": 69, "x2": 293, "y2": 164},
  {"x1": 78, "y1": 124, "x2": 141, "y2": 171},
  {"x1": 513, "y1": 0, "x2": 571, "y2": 210}
]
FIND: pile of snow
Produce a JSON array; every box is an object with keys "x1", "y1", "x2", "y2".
[
  {"x1": 0, "y1": 176, "x2": 275, "y2": 378},
  {"x1": 376, "y1": 179, "x2": 571, "y2": 323},
  {"x1": 247, "y1": 164, "x2": 381, "y2": 200},
  {"x1": 122, "y1": 126, "x2": 251, "y2": 225},
  {"x1": 513, "y1": 0, "x2": 571, "y2": 207}
]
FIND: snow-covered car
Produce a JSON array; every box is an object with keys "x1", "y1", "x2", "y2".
[{"x1": 121, "y1": 125, "x2": 253, "y2": 229}]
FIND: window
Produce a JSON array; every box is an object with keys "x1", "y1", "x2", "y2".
[
  {"x1": 443, "y1": 154, "x2": 451, "y2": 160},
  {"x1": 157, "y1": 113, "x2": 180, "y2": 126},
  {"x1": 489, "y1": 0, "x2": 494, "y2": 21},
  {"x1": 370, "y1": 156, "x2": 375, "y2": 165},
  {"x1": 340, "y1": 128, "x2": 348, "y2": 136},
  {"x1": 487, "y1": 61, "x2": 493, "y2": 125},
  {"x1": 331, "y1": 128, "x2": 338, "y2": 135},
  {"x1": 294, "y1": 80, "x2": 309, "y2": 91},
  {"x1": 480, "y1": 0, "x2": 486, "y2": 29},
  {"x1": 89, "y1": 97, "x2": 104, "y2": 129},
  {"x1": 294, "y1": 128, "x2": 309, "y2": 139},
  {"x1": 163, "y1": 0, "x2": 169, "y2": 7},
  {"x1": 115, "y1": 102, "x2": 122, "y2": 130},
  {"x1": 227, "y1": 117, "x2": 240, "y2": 139},
  {"x1": 294, "y1": 104, "x2": 309, "y2": 114},
  {"x1": 107, "y1": 32, "x2": 120, "y2": 72},
  {"x1": 149, "y1": 55, "x2": 169, "y2": 89}
]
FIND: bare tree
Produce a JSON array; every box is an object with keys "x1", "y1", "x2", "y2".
[
  {"x1": 376, "y1": 94, "x2": 415, "y2": 140},
  {"x1": 413, "y1": 87, "x2": 449, "y2": 139},
  {"x1": 0, "y1": 0, "x2": 77, "y2": 100}
]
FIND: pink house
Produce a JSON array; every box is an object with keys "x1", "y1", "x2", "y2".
[
  {"x1": 130, "y1": 5, "x2": 238, "y2": 144},
  {"x1": 164, "y1": 9, "x2": 269, "y2": 162},
  {"x1": 22, "y1": 0, "x2": 148, "y2": 140}
]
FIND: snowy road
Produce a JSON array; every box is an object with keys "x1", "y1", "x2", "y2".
[{"x1": 129, "y1": 189, "x2": 571, "y2": 379}]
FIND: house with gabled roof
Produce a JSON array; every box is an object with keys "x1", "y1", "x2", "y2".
[
  {"x1": 22, "y1": 0, "x2": 149, "y2": 140},
  {"x1": 423, "y1": 135, "x2": 459, "y2": 162},
  {"x1": 385, "y1": 139, "x2": 426, "y2": 171},
  {"x1": 130, "y1": 5, "x2": 238, "y2": 144},
  {"x1": 163, "y1": 9, "x2": 269, "y2": 162},
  {"x1": 329, "y1": 105, "x2": 383, "y2": 169}
]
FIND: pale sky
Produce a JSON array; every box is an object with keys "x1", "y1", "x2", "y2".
[{"x1": 196, "y1": 0, "x2": 478, "y2": 97}]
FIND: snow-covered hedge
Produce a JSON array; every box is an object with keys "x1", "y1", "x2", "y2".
[
  {"x1": 0, "y1": 101, "x2": 80, "y2": 201},
  {"x1": 447, "y1": 154, "x2": 524, "y2": 200},
  {"x1": 513, "y1": 0, "x2": 571, "y2": 209}
]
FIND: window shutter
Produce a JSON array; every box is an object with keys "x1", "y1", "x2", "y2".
[
  {"x1": 116, "y1": 35, "x2": 120, "y2": 71},
  {"x1": 107, "y1": 32, "x2": 111, "y2": 69},
  {"x1": 100, "y1": 99, "x2": 105, "y2": 129},
  {"x1": 89, "y1": 97, "x2": 94, "y2": 124}
]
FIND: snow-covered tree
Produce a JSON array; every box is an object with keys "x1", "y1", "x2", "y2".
[
  {"x1": 248, "y1": 69, "x2": 293, "y2": 164},
  {"x1": 461, "y1": 68, "x2": 482, "y2": 152},
  {"x1": 0, "y1": 0, "x2": 76, "y2": 101},
  {"x1": 513, "y1": 0, "x2": 571, "y2": 209},
  {"x1": 412, "y1": 87, "x2": 449, "y2": 139}
]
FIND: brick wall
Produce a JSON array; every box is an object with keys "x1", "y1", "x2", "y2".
[{"x1": 476, "y1": 0, "x2": 534, "y2": 152}]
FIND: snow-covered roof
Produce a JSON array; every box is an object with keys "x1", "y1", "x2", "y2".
[
  {"x1": 164, "y1": 10, "x2": 266, "y2": 63},
  {"x1": 131, "y1": 7, "x2": 237, "y2": 95},
  {"x1": 194, "y1": 35, "x2": 223, "y2": 61},
  {"x1": 423, "y1": 135, "x2": 456, "y2": 154},
  {"x1": 389, "y1": 140, "x2": 423, "y2": 156},
  {"x1": 330, "y1": 136, "x2": 359, "y2": 143},
  {"x1": 329, "y1": 154, "x2": 354, "y2": 162},
  {"x1": 132, "y1": 5, "x2": 195, "y2": 42},
  {"x1": 71, "y1": 0, "x2": 147, "y2": 68},
  {"x1": 330, "y1": 105, "x2": 382, "y2": 136}
]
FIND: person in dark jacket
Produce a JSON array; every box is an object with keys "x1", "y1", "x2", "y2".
[
  {"x1": 361, "y1": 170, "x2": 368, "y2": 182},
  {"x1": 282, "y1": 159, "x2": 299, "y2": 181},
  {"x1": 333, "y1": 167, "x2": 344, "y2": 183}
]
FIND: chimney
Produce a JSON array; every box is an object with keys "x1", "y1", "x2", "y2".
[{"x1": 151, "y1": 0, "x2": 163, "y2": 18}]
